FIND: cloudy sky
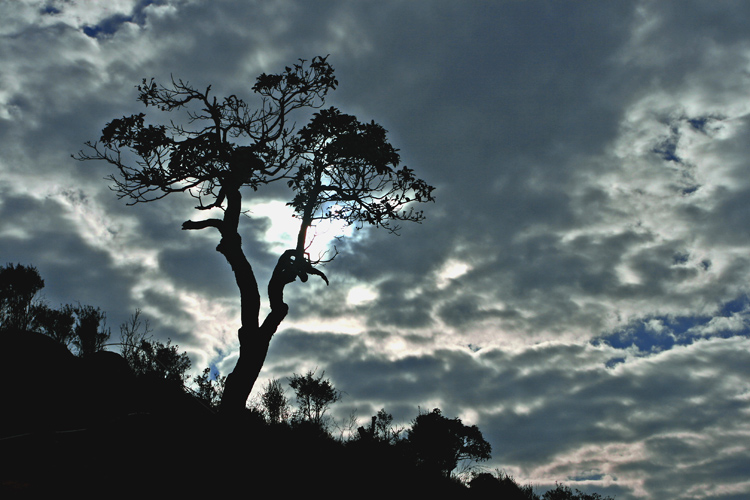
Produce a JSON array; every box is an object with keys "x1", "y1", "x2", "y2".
[{"x1": 3, "y1": 0, "x2": 750, "y2": 497}]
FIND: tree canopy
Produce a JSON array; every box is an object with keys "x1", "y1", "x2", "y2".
[
  {"x1": 289, "y1": 369, "x2": 341, "y2": 426},
  {"x1": 259, "y1": 377, "x2": 291, "y2": 424},
  {"x1": 76, "y1": 56, "x2": 435, "y2": 413},
  {"x1": 0, "y1": 263, "x2": 45, "y2": 333},
  {"x1": 0, "y1": 263, "x2": 111, "y2": 358},
  {"x1": 407, "y1": 408, "x2": 492, "y2": 477}
]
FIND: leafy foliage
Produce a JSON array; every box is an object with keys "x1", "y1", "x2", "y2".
[
  {"x1": 0, "y1": 263, "x2": 45, "y2": 332},
  {"x1": 78, "y1": 56, "x2": 343, "y2": 207},
  {"x1": 355, "y1": 407, "x2": 403, "y2": 444},
  {"x1": 193, "y1": 367, "x2": 227, "y2": 410},
  {"x1": 31, "y1": 303, "x2": 75, "y2": 347},
  {"x1": 289, "y1": 107, "x2": 434, "y2": 233},
  {"x1": 70, "y1": 304, "x2": 110, "y2": 357},
  {"x1": 289, "y1": 369, "x2": 341, "y2": 426},
  {"x1": 373, "y1": 407, "x2": 402, "y2": 443},
  {"x1": 541, "y1": 483, "x2": 615, "y2": 500},
  {"x1": 406, "y1": 408, "x2": 492, "y2": 477},
  {"x1": 123, "y1": 337, "x2": 191, "y2": 386},
  {"x1": 260, "y1": 377, "x2": 291, "y2": 424},
  {"x1": 119, "y1": 310, "x2": 190, "y2": 386},
  {"x1": 0, "y1": 264, "x2": 110, "y2": 356},
  {"x1": 469, "y1": 471, "x2": 535, "y2": 499}
]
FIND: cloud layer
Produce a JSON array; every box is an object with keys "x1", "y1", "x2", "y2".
[{"x1": 2, "y1": 1, "x2": 750, "y2": 498}]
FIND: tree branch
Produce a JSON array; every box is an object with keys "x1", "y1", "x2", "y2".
[{"x1": 182, "y1": 219, "x2": 224, "y2": 231}]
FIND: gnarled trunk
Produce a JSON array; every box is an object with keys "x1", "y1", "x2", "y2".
[
  {"x1": 218, "y1": 249, "x2": 299, "y2": 413},
  {"x1": 204, "y1": 189, "x2": 296, "y2": 414},
  {"x1": 184, "y1": 187, "x2": 324, "y2": 415}
]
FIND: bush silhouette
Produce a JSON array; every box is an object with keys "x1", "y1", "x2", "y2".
[{"x1": 406, "y1": 407, "x2": 492, "y2": 477}]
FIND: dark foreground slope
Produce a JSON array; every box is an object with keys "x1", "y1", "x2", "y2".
[{"x1": 0, "y1": 331, "x2": 477, "y2": 498}]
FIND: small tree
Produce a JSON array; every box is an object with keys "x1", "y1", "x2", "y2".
[
  {"x1": 374, "y1": 408, "x2": 402, "y2": 443},
  {"x1": 76, "y1": 56, "x2": 434, "y2": 414},
  {"x1": 289, "y1": 369, "x2": 341, "y2": 426},
  {"x1": 357, "y1": 407, "x2": 402, "y2": 443},
  {"x1": 193, "y1": 367, "x2": 227, "y2": 410},
  {"x1": 119, "y1": 308, "x2": 152, "y2": 361},
  {"x1": 119, "y1": 311, "x2": 191, "y2": 385},
  {"x1": 260, "y1": 377, "x2": 291, "y2": 424},
  {"x1": 469, "y1": 471, "x2": 534, "y2": 500},
  {"x1": 124, "y1": 337, "x2": 191, "y2": 386},
  {"x1": 32, "y1": 303, "x2": 76, "y2": 347},
  {"x1": 71, "y1": 304, "x2": 111, "y2": 357},
  {"x1": 406, "y1": 408, "x2": 491, "y2": 477},
  {"x1": 0, "y1": 263, "x2": 45, "y2": 332}
]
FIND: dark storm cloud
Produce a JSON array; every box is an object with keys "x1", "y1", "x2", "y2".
[
  {"x1": 0, "y1": 190, "x2": 139, "y2": 327},
  {"x1": 299, "y1": 339, "x2": 490, "y2": 421},
  {"x1": 281, "y1": 1, "x2": 650, "y2": 341},
  {"x1": 267, "y1": 328, "x2": 363, "y2": 364},
  {"x1": 270, "y1": 324, "x2": 749, "y2": 499}
]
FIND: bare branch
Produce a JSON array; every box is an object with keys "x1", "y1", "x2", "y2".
[{"x1": 181, "y1": 219, "x2": 223, "y2": 231}]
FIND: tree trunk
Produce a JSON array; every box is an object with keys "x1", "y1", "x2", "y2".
[
  {"x1": 218, "y1": 257, "x2": 292, "y2": 414},
  {"x1": 184, "y1": 188, "x2": 316, "y2": 415},
  {"x1": 213, "y1": 189, "x2": 294, "y2": 415},
  {"x1": 219, "y1": 324, "x2": 273, "y2": 415}
]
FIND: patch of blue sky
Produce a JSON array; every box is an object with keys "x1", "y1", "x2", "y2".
[
  {"x1": 594, "y1": 294, "x2": 750, "y2": 356},
  {"x1": 605, "y1": 357, "x2": 626, "y2": 369},
  {"x1": 82, "y1": 0, "x2": 161, "y2": 39},
  {"x1": 41, "y1": 5, "x2": 61, "y2": 15},
  {"x1": 83, "y1": 14, "x2": 134, "y2": 38},
  {"x1": 207, "y1": 362, "x2": 224, "y2": 381},
  {"x1": 567, "y1": 472, "x2": 605, "y2": 482}
]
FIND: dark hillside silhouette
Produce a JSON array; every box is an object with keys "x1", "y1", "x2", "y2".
[
  {"x1": 0, "y1": 333, "x2": 462, "y2": 496},
  {"x1": 75, "y1": 56, "x2": 435, "y2": 414},
  {"x1": 0, "y1": 328, "x2": 210, "y2": 495},
  {"x1": 1, "y1": 326, "x2": 614, "y2": 498},
  {"x1": 1, "y1": 263, "x2": 113, "y2": 358}
]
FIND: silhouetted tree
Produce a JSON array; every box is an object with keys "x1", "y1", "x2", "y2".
[
  {"x1": 0, "y1": 265, "x2": 110, "y2": 354},
  {"x1": 356, "y1": 407, "x2": 403, "y2": 443},
  {"x1": 71, "y1": 304, "x2": 110, "y2": 357},
  {"x1": 76, "y1": 56, "x2": 435, "y2": 414},
  {"x1": 119, "y1": 308, "x2": 151, "y2": 358},
  {"x1": 372, "y1": 407, "x2": 403, "y2": 443},
  {"x1": 127, "y1": 337, "x2": 191, "y2": 385},
  {"x1": 407, "y1": 408, "x2": 491, "y2": 477},
  {"x1": 0, "y1": 263, "x2": 45, "y2": 332},
  {"x1": 193, "y1": 367, "x2": 226, "y2": 410},
  {"x1": 260, "y1": 377, "x2": 291, "y2": 424},
  {"x1": 289, "y1": 369, "x2": 341, "y2": 426},
  {"x1": 31, "y1": 303, "x2": 75, "y2": 347},
  {"x1": 118, "y1": 308, "x2": 191, "y2": 391}
]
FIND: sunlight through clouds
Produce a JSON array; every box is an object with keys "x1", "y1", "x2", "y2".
[
  {"x1": 248, "y1": 200, "x2": 351, "y2": 260},
  {"x1": 346, "y1": 283, "x2": 378, "y2": 306},
  {"x1": 436, "y1": 258, "x2": 471, "y2": 289}
]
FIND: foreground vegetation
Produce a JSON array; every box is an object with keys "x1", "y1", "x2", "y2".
[{"x1": 1, "y1": 263, "x2": 612, "y2": 498}]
